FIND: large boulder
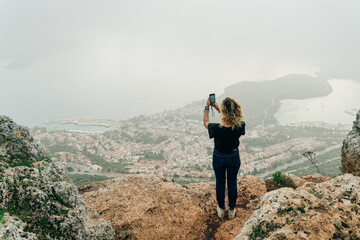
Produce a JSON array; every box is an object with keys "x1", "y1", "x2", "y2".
[
  {"x1": 0, "y1": 115, "x2": 114, "y2": 239},
  {"x1": 234, "y1": 174, "x2": 360, "y2": 240},
  {"x1": 342, "y1": 109, "x2": 360, "y2": 175},
  {"x1": 80, "y1": 174, "x2": 267, "y2": 240}
]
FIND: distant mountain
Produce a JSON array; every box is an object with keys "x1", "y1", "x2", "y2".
[
  {"x1": 223, "y1": 74, "x2": 332, "y2": 128},
  {"x1": 188, "y1": 74, "x2": 332, "y2": 129}
]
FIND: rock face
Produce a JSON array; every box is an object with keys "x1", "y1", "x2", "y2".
[
  {"x1": 0, "y1": 213, "x2": 37, "y2": 240},
  {"x1": 0, "y1": 116, "x2": 114, "y2": 239},
  {"x1": 79, "y1": 174, "x2": 267, "y2": 240},
  {"x1": 342, "y1": 109, "x2": 360, "y2": 175},
  {"x1": 234, "y1": 174, "x2": 360, "y2": 240}
]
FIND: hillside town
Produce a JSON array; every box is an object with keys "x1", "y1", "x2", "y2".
[{"x1": 33, "y1": 107, "x2": 348, "y2": 183}]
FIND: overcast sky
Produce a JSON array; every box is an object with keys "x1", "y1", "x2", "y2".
[{"x1": 1, "y1": 0, "x2": 360, "y2": 125}]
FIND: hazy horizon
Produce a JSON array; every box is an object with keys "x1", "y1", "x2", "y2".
[{"x1": 1, "y1": 0, "x2": 360, "y2": 126}]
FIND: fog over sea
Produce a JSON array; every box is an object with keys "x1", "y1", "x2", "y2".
[
  {"x1": 0, "y1": 58, "x2": 316, "y2": 128},
  {"x1": 1, "y1": 65, "x2": 359, "y2": 129},
  {"x1": 1, "y1": 0, "x2": 360, "y2": 128}
]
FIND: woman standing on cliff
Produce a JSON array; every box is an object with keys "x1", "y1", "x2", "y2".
[{"x1": 203, "y1": 97, "x2": 245, "y2": 219}]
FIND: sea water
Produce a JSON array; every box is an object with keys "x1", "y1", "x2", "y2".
[{"x1": 274, "y1": 79, "x2": 360, "y2": 125}]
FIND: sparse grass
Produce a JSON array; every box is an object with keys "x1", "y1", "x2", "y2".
[
  {"x1": 3, "y1": 186, "x2": 68, "y2": 239},
  {"x1": 0, "y1": 208, "x2": 6, "y2": 224},
  {"x1": 249, "y1": 222, "x2": 281, "y2": 240},
  {"x1": 250, "y1": 224, "x2": 268, "y2": 239},
  {"x1": 309, "y1": 190, "x2": 324, "y2": 199},
  {"x1": 277, "y1": 207, "x2": 294, "y2": 217},
  {"x1": 6, "y1": 196, "x2": 33, "y2": 223},
  {"x1": 20, "y1": 182, "x2": 31, "y2": 189},
  {"x1": 6, "y1": 153, "x2": 51, "y2": 168},
  {"x1": 61, "y1": 209, "x2": 69, "y2": 215},
  {"x1": 297, "y1": 207, "x2": 305, "y2": 214},
  {"x1": 334, "y1": 224, "x2": 341, "y2": 231},
  {"x1": 9, "y1": 158, "x2": 33, "y2": 168},
  {"x1": 5, "y1": 197, "x2": 63, "y2": 239},
  {"x1": 341, "y1": 222, "x2": 349, "y2": 228}
]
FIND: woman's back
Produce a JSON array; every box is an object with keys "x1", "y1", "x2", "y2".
[{"x1": 208, "y1": 122, "x2": 246, "y2": 153}]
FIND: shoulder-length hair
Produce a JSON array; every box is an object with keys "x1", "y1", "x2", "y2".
[{"x1": 220, "y1": 97, "x2": 244, "y2": 130}]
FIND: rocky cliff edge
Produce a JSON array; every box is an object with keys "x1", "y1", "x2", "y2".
[
  {"x1": 342, "y1": 109, "x2": 360, "y2": 176},
  {"x1": 235, "y1": 173, "x2": 360, "y2": 239},
  {"x1": 0, "y1": 116, "x2": 114, "y2": 239},
  {"x1": 79, "y1": 174, "x2": 267, "y2": 240},
  {"x1": 79, "y1": 173, "x2": 334, "y2": 240}
]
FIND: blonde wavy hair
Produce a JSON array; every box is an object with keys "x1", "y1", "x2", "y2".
[{"x1": 220, "y1": 97, "x2": 244, "y2": 130}]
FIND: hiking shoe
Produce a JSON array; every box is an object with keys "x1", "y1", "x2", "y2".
[
  {"x1": 228, "y1": 208, "x2": 236, "y2": 219},
  {"x1": 217, "y1": 206, "x2": 225, "y2": 218}
]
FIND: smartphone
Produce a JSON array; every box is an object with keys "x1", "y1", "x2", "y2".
[{"x1": 209, "y1": 93, "x2": 215, "y2": 105}]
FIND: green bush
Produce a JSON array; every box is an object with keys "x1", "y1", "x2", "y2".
[{"x1": 272, "y1": 171, "x2": 286, "y2": 185}]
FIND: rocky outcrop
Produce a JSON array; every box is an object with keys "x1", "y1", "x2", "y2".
[
  {"x1": 234, "y1": 174, "x2": 360, "y2": 240},
  {"x1": 0, "y1": 213, "x2": 37, "y2": 240},
  {"x1": 0, "y1": 115, "x2": 114, "y2": 239},
  {"x1": 342, "y1": 109, "x2": 360, "y2": 176},
  {"x1": 265, "y1": 173, "x2": 331, "y2": 192},
  {"x1": 80, "y1": 174, "x2": 267, "y2": 240}
]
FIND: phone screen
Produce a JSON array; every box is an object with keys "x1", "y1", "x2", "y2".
[{"x1": 209, "y1": 93, "x2": 215, "y2": 105}]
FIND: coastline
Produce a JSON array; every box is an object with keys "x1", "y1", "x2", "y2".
[
  {"x1": 274, "y1": 79, "x2": 360, "y2": 126},
  {"x1": 42, "y1": 119, "x2": 114, "y2": 133},
  {"x1": 37, "y1": 76, "x2": 359, "y2": 132},
  {"x1": 44, "y1": 119, "x2": 114, "y2": 128}
]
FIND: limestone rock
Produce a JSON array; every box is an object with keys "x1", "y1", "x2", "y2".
[
  {"x1": 80, "y1": 174, "x2": 267, "y2": 240},
  {"x1": 286, "y1": 173, "x2": 331, "y2": 188},
  {"x1": 342, "y1": 109, "x2": 360, "y2": 175},
  {"x1": 234, "y1": 174, "x2": 360, "y2": 240},
  {"x1": 300, "y1": 173, "x2": 331, "y2": 184},
  {"x1": 287, "y1": 174, "x2": 306, "y2": 188},
  {"x1": 0, "y1": 115, "x2": 114, "y2": 239},
  {"x1": 0, "y1": 213, "x2": 37, "y2": 240}
]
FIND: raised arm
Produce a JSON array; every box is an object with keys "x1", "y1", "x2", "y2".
[
  {"x1": 213, "y1": 102, "x2": 220, "y2": 113},
  {"x1": 203, "y1": 98, "x2": 210, "y2": 129},
  {"x1": 240, "y1": 121, "x2": 246, "y2": 135}
]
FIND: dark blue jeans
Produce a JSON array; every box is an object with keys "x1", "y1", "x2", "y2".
[{"x1": 212, "y1": 147, "x2": 241, "y2": 209}]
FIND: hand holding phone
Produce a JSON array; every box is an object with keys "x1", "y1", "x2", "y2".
[{"x1": 209, "y1": 93, "x2": 215, "y2": 106}]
